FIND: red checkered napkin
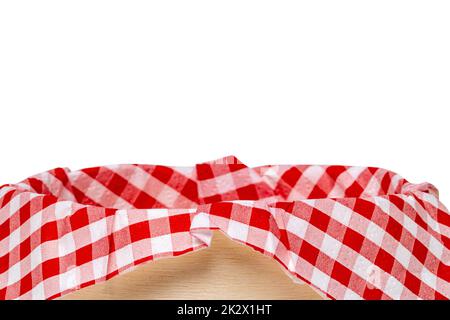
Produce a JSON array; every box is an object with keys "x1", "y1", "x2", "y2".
[{"x1": 0, "y1": 156, "x2": 449, "y2": 300}]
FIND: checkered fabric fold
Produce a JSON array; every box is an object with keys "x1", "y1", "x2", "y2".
[{"x1": 1, "y1": 156, "x2": 449, "y2": 300}]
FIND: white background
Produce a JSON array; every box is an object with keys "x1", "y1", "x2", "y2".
[{"x1": 1, "y1": 1, "x2": 449, "y2": 205}]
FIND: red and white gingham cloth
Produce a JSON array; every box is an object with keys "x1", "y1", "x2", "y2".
[{"x1": 1, "y1": 156, "x2": 449, "y2": 300}]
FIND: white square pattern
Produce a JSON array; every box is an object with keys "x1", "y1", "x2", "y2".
[
  {"x1": 150, "y1": 234, "x2": 173, "y2": 255},
  {"x1": 114, "y1": 244, "x2": 134, "y2": 269},
  {"x1": 227, "y1": 220, "x2": 249, "y2": 242}
]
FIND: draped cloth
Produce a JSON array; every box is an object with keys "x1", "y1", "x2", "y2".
[{"x1": 0, "y1": 156, "x2": 449, "y2": 299}]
